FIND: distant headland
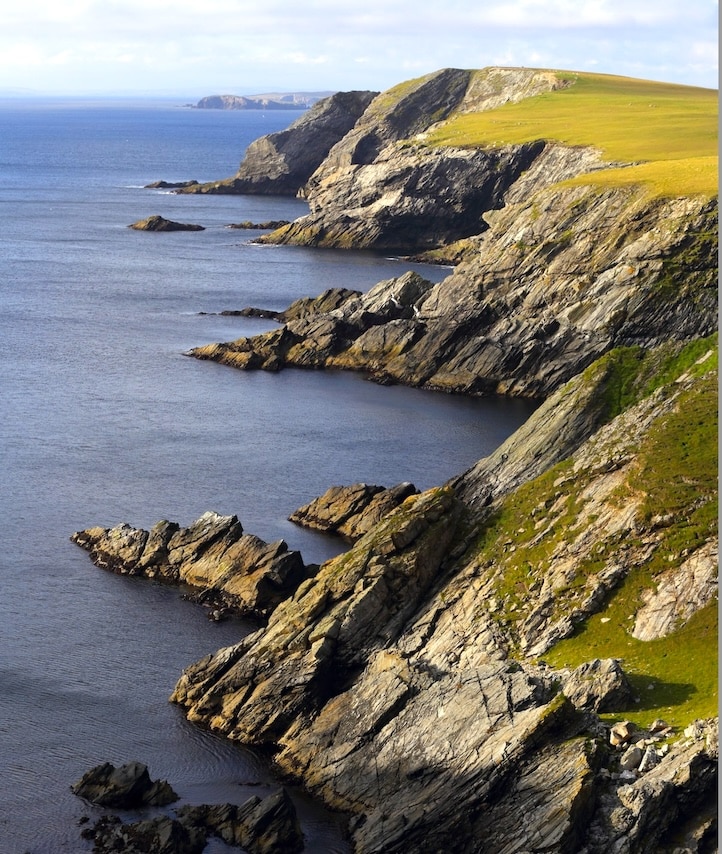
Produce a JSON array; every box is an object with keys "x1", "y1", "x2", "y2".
[{"x1": 190, "y1": 91, "x2": 334, "y2": 110}]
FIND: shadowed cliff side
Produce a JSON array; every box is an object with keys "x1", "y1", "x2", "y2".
[{"x1": 176, "y1": 89, "x2": 377, "y2": 196}]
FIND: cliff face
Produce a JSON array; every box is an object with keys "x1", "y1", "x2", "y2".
[
  {"x1": 190, "y1": 187, "x2": 717, "y2": 398},
  {"x1": 171, "y1": 343, "x2": 718, "y2": 853},
  {"x1": 178, "y1": 90, "x2": 377, "y2": 196}
]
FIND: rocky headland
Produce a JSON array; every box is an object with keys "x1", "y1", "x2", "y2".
[{"x1": 75, "y1": 67, "x2": 718, "y2": 852}]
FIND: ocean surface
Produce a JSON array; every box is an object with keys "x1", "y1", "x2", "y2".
[{"x1": 0, "y1": 98, "x2": 538, "y2": 852}]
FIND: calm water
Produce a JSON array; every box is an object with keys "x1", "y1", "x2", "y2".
[{"x1": 0, "y1": 99, "x2": 537, "y2": 852}]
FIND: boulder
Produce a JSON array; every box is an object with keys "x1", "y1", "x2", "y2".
[
  {"x1": 71, "y1": 761, "x2": 178, "y2": 808},
  {"x1": 560, "y1": 658, "x2": 634, "y2": 713},
  {"x1": 129, "y1": 215, "x2": 204, "y2": 232}
]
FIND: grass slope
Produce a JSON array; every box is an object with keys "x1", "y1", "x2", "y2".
[
  {"x1": 427, "y1": 70, "x2": 718, "y2": 197},
  {"x1": 469, "y1": 337, "x2": 718, "y2": 729}
]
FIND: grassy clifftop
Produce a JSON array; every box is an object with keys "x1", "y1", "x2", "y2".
[{"x1": 427, "y1": 70, "x2": 718, "y2": 197}]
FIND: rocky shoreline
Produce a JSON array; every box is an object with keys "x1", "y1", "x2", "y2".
[{"x1": 72, "y1": 67, "x2": 717, "y2": 852}]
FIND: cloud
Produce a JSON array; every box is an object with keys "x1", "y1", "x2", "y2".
[{"x1": 0, "y1": 0, "x2": 717, "y2": 94}]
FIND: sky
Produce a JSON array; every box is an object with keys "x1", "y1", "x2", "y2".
[{"x1": 1, "y1": 0, "x2": 718, "y2": 98}]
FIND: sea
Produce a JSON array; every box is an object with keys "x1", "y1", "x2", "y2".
[{"x1": 0, "y1": 98, "x2": 538, "y2": 852}]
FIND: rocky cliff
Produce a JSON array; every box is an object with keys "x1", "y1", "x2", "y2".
[
  {"x1": 170, "y1": 339, "x2": 717, "y2": 853},
  {"x1": 184, "y1": 71, "x2": 715, "y2": 399},
  {"x1": 74, "y1": 67, "x2": 717, "y2": 853},
  {"x1": 177, "y1": 89, "x2": 377, "y2": 196},
  {"x1": 189, "y1": 187, "x2": 717, "y2": 398}
]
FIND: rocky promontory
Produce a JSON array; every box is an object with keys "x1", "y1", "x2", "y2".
[
  {"x1": 71, "y1": 511, "x2": 310, "y2": 618},
  {"x1": 176, "y1": 90, "x2": 377, "y2": 196},
  {"x1": 170, "y1": 342, "x2": 718, "y2": 852}
]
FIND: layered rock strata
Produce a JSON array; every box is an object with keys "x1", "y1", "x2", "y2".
[
  {"x1": 169, "y1": 350, "x2": 717, "y2": 853},
  {"x1": 189, "y1": 189, "x2": 717, "y2": 398},
  {"x1": 71, "y1": 511, "x2": 308, "y2": 618}
]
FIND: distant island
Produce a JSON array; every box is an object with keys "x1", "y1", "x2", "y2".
[{"x1": 191, "y1": 92, "x2": 334, "y2": 110}]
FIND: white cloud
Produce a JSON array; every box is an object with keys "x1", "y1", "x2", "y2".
[{"x1": 0, "y1": 0, "x2": 717, "y2": 94}]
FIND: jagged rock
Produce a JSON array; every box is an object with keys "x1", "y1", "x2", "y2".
[
  {"x1": 560, "y1": 658, "x2": 634, "y2": 713},
  {"x1": 289, "y1": 482, "x2": 419, "y2": 541},
  {"x1": 82, "y1": 814, "x2": 205, "y2": 854},
  {"x1": 129, "y1": 215, "x2": 204, "y2": 231},
  {"x1": 177, "y1": 789, "x2": 303, "y2": 854},
  {"x1": 632, "y1": 538, "x2": 719, "y2": 640},
  {"x1": 178, "y1": 90, "x2": 377, "y2": 196},
  {"x1": 71, "y1": 761, "x2": 177, "y2": 808},
  {"x1": 71, "y1": 511, "x2": 308, "y2": 618}
]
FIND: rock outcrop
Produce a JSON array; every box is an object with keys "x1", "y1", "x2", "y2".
[
  {"x1": 79, "y1": 787, "x2": 303, "y2": 854},
  {"x1": 189, "y1": 188, "x2": 717, "y2": 398},
  {"x1": 289, "y1": 481, "x2": 419, "y2": 541},
  {"x1": 177, "y1": 789, "x2": 304, "y2": 853},
  {"x1": 178, "y1": 90, "x2": 377, "y2": 196},
  {"x1": 72, "y1": 761, "x2": 177, "y2": 808},
  {"x1": 71, "y1": 511, "x2": 309, "y2": 618},
  {"x1": 129, "y1": 215, "x2": 205, "y2": 232}
]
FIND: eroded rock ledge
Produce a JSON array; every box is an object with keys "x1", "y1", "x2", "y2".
[
  {"x1": 289, "y1": 482, "x2": 419, "y2": 541},
  {"x1": 189, "y1": 190, "x2": 717, "y2": 398},
  {"x1": 71, "y1": 511, "x2": 309, "y2": 619}
]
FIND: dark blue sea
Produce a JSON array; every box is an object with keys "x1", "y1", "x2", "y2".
[{"x1": 0, "y1": 98, "x2": 537, "y2": 852}]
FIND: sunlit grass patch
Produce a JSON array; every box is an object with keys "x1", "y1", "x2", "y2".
[{"x1": 427, "y1": 70, "x2": 718, "y2": 197}]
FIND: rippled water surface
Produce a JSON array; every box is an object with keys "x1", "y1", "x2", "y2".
[{"x1": 0, "y1": 99, "x2": 537, "y2": 852}]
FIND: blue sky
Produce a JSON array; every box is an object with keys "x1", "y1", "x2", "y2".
[{"x1": 2, "y1": 0, "x2": 718, "y2": 97}]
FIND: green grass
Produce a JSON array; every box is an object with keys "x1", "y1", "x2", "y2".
[
  {"x1": 544, "y1": 370, "x2": 718, "y2": 729},
  {"x1": 465, "y1": 341, "x2": 718, "y2": 730},
  {"x1": 426, "y1": 70, "x2": 718, "y2": 197}
]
